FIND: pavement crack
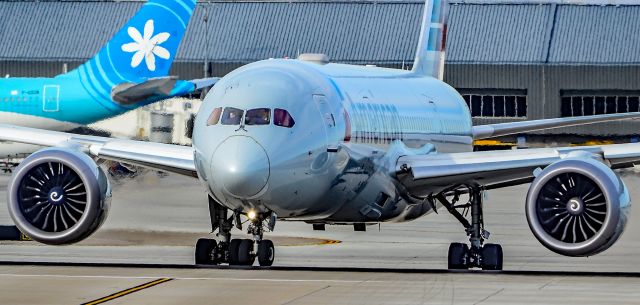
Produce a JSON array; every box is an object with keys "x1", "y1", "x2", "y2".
[
  {"x1": 473, "y1": 288, "x2": 504, "y2": 305},
  {"x1": 538, "y1": 280, "x2": 553, "y2": 290},
  {"x1": 281, "y1": 285, "x2": 330, "y2": 305},
  {"x1": 538, "y1": 277, "x2": 562, "y2": 290}
]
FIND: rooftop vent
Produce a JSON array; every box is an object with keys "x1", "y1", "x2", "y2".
[{"x1": 298, "y1": 53, "x2": 330, "y2": 65}]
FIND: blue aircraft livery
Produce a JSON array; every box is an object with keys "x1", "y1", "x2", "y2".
[{"x1": 0, "y1": 0, "x2": 209, "y2": 130}]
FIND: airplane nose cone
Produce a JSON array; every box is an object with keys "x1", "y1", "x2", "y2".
[{"x1": 211, "y1": 136, "x2": 270, "y2": 198}]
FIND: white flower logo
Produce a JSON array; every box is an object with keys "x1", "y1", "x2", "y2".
[{"x1": 121, "y1": 19, "x2": 171, "y2": 71}]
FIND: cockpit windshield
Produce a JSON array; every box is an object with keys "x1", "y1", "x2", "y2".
[
  {"x1": 207, "y1": 107, "x2": 222, "y2": 126},
  {"x1": 208, "y1": 106, "x2": 294, "y2": 128},
  {"x1": 245, "y1": 108, "x2": 271, "y2": 125},
  {"x1": 274, "y1": 108, "x2": 295, "y2": 128},
  {"x1": 221, "y1": 107, "x2": 243, "y2": 125}
]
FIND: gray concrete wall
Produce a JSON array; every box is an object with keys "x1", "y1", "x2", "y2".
[{"x1": 445, "y1": 64, "x2": 640, "y2": 136}]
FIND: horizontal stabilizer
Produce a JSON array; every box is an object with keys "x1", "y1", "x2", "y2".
[
  {"x1": 111, "y1": 77, "x2": 220, "y2": 105},
  {"x1": 111, "y1": 77, "x2": 177, "y2": 105},
  {"x1": 472, "y1": 112, "x2": 640, "y2": 140},
  {"x1": 190, "y1": 77, "x2": 220, "y2": 90}
]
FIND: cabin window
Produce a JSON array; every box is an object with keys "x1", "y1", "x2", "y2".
[
  {"x1": 560, "y1": 90, "x2": 640, "y2": 117},
  {"x1": 221, "y1": 107, "x2": 243, "y2": 125},
  {"x1": 207, "y1": 107, "x2": 222, "y2": 126},
  {"x1": 245, "y1": 108, "x2": 271, "y2": 125},
  {"x1": 274, "y1": 109, "x2": 295, "y2": 128}
]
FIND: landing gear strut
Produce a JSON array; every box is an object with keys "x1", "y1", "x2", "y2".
[
  {"x1": 433, "y1": 186, "x2": 503, "y2": 270},
  {"x1": 195, "y1": 196, "x2": 276, "y2": 266},
  {"x1": 248, "y1": 216, "x2": 275, "y2": 266}
]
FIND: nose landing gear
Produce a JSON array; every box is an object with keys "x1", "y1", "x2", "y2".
[
  {"x1": 247, "y1": 215, "x2": 276, "y2": 266},
  {"x1": 195, "y1": 196, "x2": 276, "y2": 267},
  {"x1": 433, "y1": 186, "x2": 503, "y2": 271}
]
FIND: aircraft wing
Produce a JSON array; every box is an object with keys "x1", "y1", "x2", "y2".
[
  {"x1": 472, "y1": 112, "x2": 640, "y2": 139},
  {"x1": 0, "y1": 124, "x2": 197, "y2": 178},
  {"x1": 395, "y1": 144, "x2": 640, "y2": 197}
]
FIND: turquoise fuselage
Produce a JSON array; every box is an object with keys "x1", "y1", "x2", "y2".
[
  {"x1": 0, "y1": 70, "x2": 193, "y2": 127},
  {"x1": 0, "y1": 0, "x2": 197, "y2": 129}
]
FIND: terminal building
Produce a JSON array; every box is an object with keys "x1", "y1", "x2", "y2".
[{"x1": 1, "y1": 0, "x2": 639, "y2": 143}]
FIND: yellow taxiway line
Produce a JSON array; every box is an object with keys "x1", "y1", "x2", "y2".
[{"x1": 81, "y1": 277, "x2": 173, "y2": 305}]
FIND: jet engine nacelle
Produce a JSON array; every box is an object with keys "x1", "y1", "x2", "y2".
[
  {"x1": 526, "y1": 157, "x2": 630, "y2": 256},
  {"x1": 7, "y1": 147, "x2": 111, "y2": 245}
]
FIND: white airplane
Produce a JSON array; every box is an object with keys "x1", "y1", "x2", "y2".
[{"x1": 1, "y1": 0, "x2": 638, "y2": 270}]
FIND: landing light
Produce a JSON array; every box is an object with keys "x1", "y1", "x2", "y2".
[{"x1": 247, "y1": 210, "x2": 257, "y2": 220}]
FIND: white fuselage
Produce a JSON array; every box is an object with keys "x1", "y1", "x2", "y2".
[{"x1": 192, "y1": 59, "x2": 473, "y2": 223}]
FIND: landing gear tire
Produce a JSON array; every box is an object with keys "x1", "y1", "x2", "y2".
[
  {"x1": 258, "y1": 240, "x2": 275, "y2": 266},
  {"x1": 229, "y1": 239, "x2": 242, "y2": 265},
  {"x1": 481, "y1": 243, "x2": 503, "y2": 271},
  {"x1": 447, "y1": 242, "x2": 469, "y2": 270},
  {"x1": 195, "y1": 238, "x2": 218, "y2": 265},
  {"x1": 435, "y1": 186, "x2": 504, "y2": 271},
  {"x1": 238, "y1": 239, "x2": 255, "y2": 266},
  {"x1": 202, "y1": 196, "x2": 279, "y2": 266}
]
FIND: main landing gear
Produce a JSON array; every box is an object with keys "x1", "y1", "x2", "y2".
[
  {"x1": 195, "y1": 196, "x2": 276, "y2": 266},
  {"x1": 433, "y1": 186, "x2": 503, "y2": 270}
]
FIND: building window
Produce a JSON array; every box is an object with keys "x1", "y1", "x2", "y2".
[
  {"x1": 561, "y1": 90, "x2": 640, "y2": 117},
  {"x1": 459, "y1": 89, "x2": 527, "y2": 118}
]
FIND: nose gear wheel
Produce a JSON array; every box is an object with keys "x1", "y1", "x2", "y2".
[
  {"x1": 258, "y1": 240, "x2": 275, "y2": 266},
  {"x1": 194, "y1": 195, "x2": 276, "y2": 267}
]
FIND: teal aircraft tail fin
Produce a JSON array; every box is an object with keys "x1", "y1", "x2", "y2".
[{"x1": 70, "y1": 0, "x2": 196, "y2": 85}]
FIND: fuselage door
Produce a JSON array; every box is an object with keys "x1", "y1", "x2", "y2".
[
  {"x1": 43, "y1": 85, "x2": 60, "y2": 112},
  {"x1": 313, "y1": 94, "x2": 335, "y2": 128},
  {"x1": 313, "y1": 94, "x2": 335, "y2": 146}
]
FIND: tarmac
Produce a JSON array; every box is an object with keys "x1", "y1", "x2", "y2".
[{"x1": 2, "y1": 170, "x2": 640, "y2": 304}]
